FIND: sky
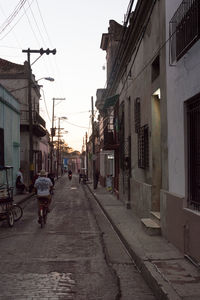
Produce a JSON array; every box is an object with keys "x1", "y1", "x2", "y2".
[{"x1": 0, "y1": 0, "x2": 135, "y2": 152}]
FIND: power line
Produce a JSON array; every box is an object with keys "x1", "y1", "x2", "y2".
[
  {"x1": 23, "y1": 1, "x2": 41, "y2": 47},
  {"x1": 0, "y1": 0, "x2": 27, "y2": 34},
  {"x1": 27, "y1": 0, "x2": 46, "y2": 46},
  {"x1": 65, "y1": 120, "x2": 88, "y2": 129},
  {"x1": 35, "y1": 0, "x2": 53, "y2": 47},
  {"x1": 40, "y1": 88, "x2": 51, "y2": 122},
  {"x1": 0, "y1": 0, "x2": 34, "y2": 41}
]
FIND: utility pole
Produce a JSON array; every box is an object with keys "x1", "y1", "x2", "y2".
[
  {"x1": 50, "y1": 97, "x2": 65, "y2": 174},
  {"x1": 86, "y1": 132, "x2": 88, "y2": 181},
  {"x1": 57, "y1": 117, "x2": 60, "y2": 179},
  {"x1": 22, "y1": 48, "x2": 56, "y2": 182},
  {"x1": 91, "y1": 96, "x2": 96, "y2": 189}
]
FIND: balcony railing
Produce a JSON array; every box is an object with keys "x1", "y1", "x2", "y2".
[
  {"x1": 169, "y1": 0, "x2": 200, "y2": 63},
  {"x1": 20, "y1": 110, "x2": 46, "y2": 137}
]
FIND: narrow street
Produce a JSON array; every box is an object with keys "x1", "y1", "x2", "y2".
[{"x1": 0, "y1": 175, "x2": 155, "y2": 300}]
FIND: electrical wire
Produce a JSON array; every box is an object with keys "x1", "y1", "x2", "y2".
[
  {"x1": 65, "y1": 120, "x2": 89, "y2": 129},
  {"x1": 27, "y1": 0, "x2": 46, "y2": 46},
  {"x1": 35, "y1": 0, "x2": 65, "y2": 97},
  {"x1": 0, "y1": 0, "x2": 34, "y2": 41},
  {"x1": 0, "y1": 0, "x2": 27, "y2": 35},
  {"x1": 23, "y1": 1, "x2": 41, "y2": 47},
  {"x1": 35, "y1": 0, "x2": 53, "y2": 47},
  {"x1": 40, "y1": 88, "x2": 51, "y2": 122},
  {"x1": 100, "y1": 0, "x2": 176, "y2": 127}
]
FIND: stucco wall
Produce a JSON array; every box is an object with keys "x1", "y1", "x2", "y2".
[
  {"x1": 162, "y1": 191, "x2": 200, "y2": 262},
  {"x1": 166, "y1": 0, "x2": 200, "y2": 196},
  {"x1": 0, "y1": 84, "x2": 20, "y2": 185},
  {"x1": 131, "y1": 177, "x2": 152, "y2": 217}
]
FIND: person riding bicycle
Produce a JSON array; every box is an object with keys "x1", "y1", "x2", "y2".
[{"x1": 34, "y1": 169, "x2": 53, "y2": 223}]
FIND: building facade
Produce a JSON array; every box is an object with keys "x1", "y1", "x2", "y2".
[
  {"x1": 0, "y1": 58, "x2": 47, "y2": 185},
  {"x1": 162, "y1": 0, "x2": 200, "y2": 263},
  {"x1": 0, "y1": 83, "x2": 20, "y2": 186}
]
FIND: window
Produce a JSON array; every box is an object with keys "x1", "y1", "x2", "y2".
[
  {"x1": 138, "y1": 125, "x2": 149, "y2": 169},
  {"x1": 187, "y1": 95, "x2": 200, "y2": 211},
  {"x1": 170, "y1": 0, "x2": 200, "y2": 63},
  {"x1": 134, "y1": 98, "x2": 141, "y2": 133},
  {"x1": 0, "y1": 128, "x2": 4, "y2": 166},
  {"x1": 151, "y1": 55, "x2": 160, "y2": 82}
]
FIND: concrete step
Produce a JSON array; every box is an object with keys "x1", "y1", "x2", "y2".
[
  {"x1": 141, "y1": 218, "x2": 161, "y2": 236},
  {"x1": 150, "y1": 211, "x2": 160, "y2": 225}
]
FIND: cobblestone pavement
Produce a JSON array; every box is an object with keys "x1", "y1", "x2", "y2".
[
  {"x1": 0, "y1": 175, "x2": 156, "y2": 299},
  {"x1": 0, "y1": 175, "x2": 118, "y2": 299},
  {"x1": 0, "y1": 272, "x2": 75, "y2": 299}
]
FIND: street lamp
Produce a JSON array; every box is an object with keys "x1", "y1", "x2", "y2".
[
  {"x1": 9, "y1": 77, "x2": 55, "y2": 93},
  {"x1": 37, "y1": 77, "x2": 55, "y2": 82}
]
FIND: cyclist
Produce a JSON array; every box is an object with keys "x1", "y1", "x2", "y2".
[{"x1": 34, "y1": 169, "x2": 53, "y2": 223}]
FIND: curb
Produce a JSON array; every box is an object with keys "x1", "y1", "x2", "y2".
[
  {"x1": 87, "y1": 184, "x2": 181, "y2": 300},
  {"x1": 14, "y1": 192, "x2": 34, "y2": 205}
]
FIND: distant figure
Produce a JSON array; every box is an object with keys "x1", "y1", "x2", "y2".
[
  {"x1": 68, "y1": 170, "x2": 72, "y2": 180},
  {"x1": 29, "y1": 173, "x2": 39, "y2": 193},
  {"x1": 94, "y1": 169, "x2": 100, "y2": 189},
  {"x1": 16, "y1": 168, "x2": 27, "y2": 193},
  {"x1": 48, "y1": 172, "x2": 55, "y2": 187},
  {"x1": 79, "y1": 172, "x2": 83, "y2": 183}
]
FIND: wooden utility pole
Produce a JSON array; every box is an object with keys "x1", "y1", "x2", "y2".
[
  {"x1": 86, "y1": 132, "x2": 88, "y2": 180},
  {"x1": 91, "y1": 96, "x2": 96, "y2": 189},
  {"x1": 50, "y1": 97, "x2": 65, "y2": 174},
  {"x1": 22, "y1": 48, "x2": 56, "y2": 182}
]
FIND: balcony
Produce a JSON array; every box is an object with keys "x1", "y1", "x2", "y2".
[
  {"x1": 170, "y1": 0, "x2": 200, "y2": 63},
  {"x1": 20, "y1": 110, "x2": 46, "y2": 137}
]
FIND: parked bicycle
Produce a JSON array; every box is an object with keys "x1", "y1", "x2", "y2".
[{"x1": 0, "y1": 166, "x2": 23, "y2": 227}]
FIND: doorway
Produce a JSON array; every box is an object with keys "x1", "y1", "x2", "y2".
[{"x1": 152, "y1": 90, "x2": 161, "y2": 211}]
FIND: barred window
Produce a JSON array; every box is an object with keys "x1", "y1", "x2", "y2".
[
  {"x1": 134, "y1": 98, "x2": 141, "y2": 133},
  {"x1": 0, "y1": 128, "x2": 4, "y2": 166},
  {"x1": 187, "y1": 95, "x2": 200, "y2": 211},
  {"x1": 138, "y1": 125, "x2": 149, "y2": 169},
  {"x1": 169, "y1": 0, "x2": 200, "y2": 63}
]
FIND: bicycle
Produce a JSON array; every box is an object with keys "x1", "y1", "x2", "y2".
[
  {"x1": 0, "y1": 167, "x2": 23, "y2": 227},
  {"x1": 38, "y1": 197, "x2": 49, "y2": 228},
  {"x1": 11, "y1": 204, "x2": 23, "y2": 222}
]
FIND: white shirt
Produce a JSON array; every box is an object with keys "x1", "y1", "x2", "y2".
[
  {"x1": 16, "y1": 171, "x2": 23, "y2": 183},
  {"x1": 34, "y1": 177, "x2": 53, "y2": 196}
]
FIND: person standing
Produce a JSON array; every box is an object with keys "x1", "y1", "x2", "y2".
[{"x1": 16, "y1": 168, "x2": 27, "y2": 193}]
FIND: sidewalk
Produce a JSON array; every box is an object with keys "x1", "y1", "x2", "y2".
[
  {"x1": 14, "y1": 192, "x2": 34, "y2": 205},
  {"x1": 87, "y1": 183, "x2": 200, "y2": 300}
]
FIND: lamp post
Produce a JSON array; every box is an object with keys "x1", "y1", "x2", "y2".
[
  {"x1": 37, "y1": 77, "x2": 55, "y2": 82},
  {"x1": 8, "y1": 77, "x2": 54, "y2": 93}
]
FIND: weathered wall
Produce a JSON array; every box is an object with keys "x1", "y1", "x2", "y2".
[
  {"x1": 161, "y1": 191, "x2": 200, "y2": 262},
  {"x1": 0, "y1": 84, "x2": 20, "y2": 185}
]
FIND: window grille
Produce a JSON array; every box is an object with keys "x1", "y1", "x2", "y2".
[
  {"x1": 187, "y1": 95, "x2": 200, "y2": 211},
  {"x1": 151, "y1": 55, "x2": 160, "y2": 82},
  {"x1": 0, "y1": 128, "x2": 4, "y2": 166},
  {"x1": 138, "y1": 125, "x2": 149, "y2": 169},
  {"x1": 169, "y1": 0, "x2": 200, "y2": 64},
  {"x1": 134, "y1": 98, "x2": 141, "y2": 133}
]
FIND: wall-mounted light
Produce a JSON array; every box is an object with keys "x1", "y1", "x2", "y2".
[{"x1": 153, "y1": 88, "x2": 161, "y2": 99}]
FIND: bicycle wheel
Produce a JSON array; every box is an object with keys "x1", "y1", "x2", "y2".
[
  {"x1": 43, "y1": 208, "x2": 47, "y2": 224},
  {"x1": 12, "y1": 204, "x2": 23, "y2": 222},
  {"x1": 7, "y1": 210, "x2": 14, "y2": 227},
  {"x1": 39, "y1": 207, "x2": 44, "y2": 228}
]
